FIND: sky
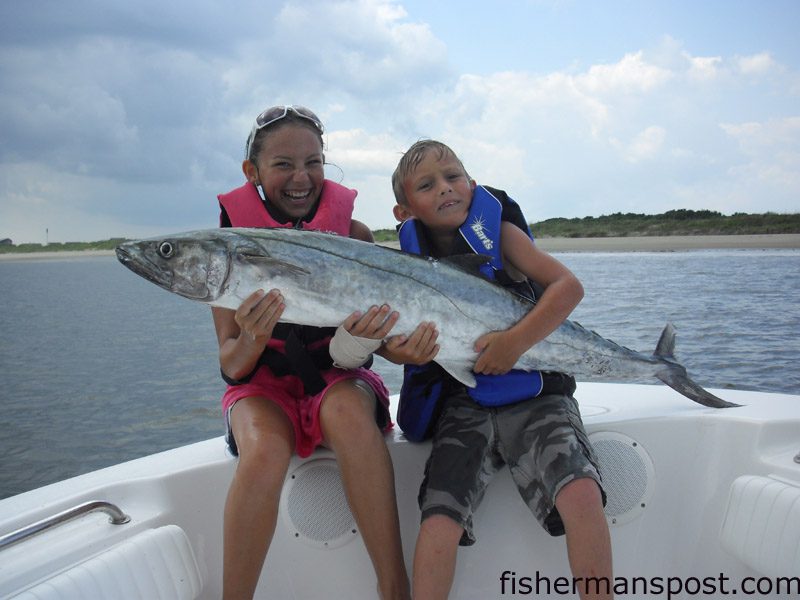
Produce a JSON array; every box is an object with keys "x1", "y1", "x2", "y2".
[{"x1": 1, "y1": 0, "x2": 798, "y2": 244}]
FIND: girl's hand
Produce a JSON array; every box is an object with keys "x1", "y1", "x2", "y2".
[{"x1": 234, "y1": 289, "x2": 285, "y2": 345}]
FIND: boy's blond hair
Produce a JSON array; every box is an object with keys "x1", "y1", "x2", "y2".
[{"x1": 392, "y1": 140, "x2": 470, "y2": 205}]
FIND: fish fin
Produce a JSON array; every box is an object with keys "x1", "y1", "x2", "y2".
[
  {"x1": 235, "y1": 252, "x2": 310, "y2": 277},
  {"x1": 652, "y1": 324, "x2": 739, "y2": 408},
  {"x1": 436, "y1": 360, "x2": 477, "y2": 388},
  {"x1": 654, "y1": 323, "x2": 677, "y2": 359},
  {"x1": 441, "y1": 254, "x2": 492, "y2": 277}
]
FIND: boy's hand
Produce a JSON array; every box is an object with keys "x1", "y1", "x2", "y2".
[
  {"x1": 473, "y1": 330, "x2": 525, "y2": 375},
  {"x1": 331, "y1": 305, "x2": 398, "y2": 369},
  {"x1": 381, "y1": 322, "x2": 439, "y2": 365}
]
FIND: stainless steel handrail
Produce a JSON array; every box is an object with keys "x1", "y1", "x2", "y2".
[{"x1": 0, "y1": 500, "x2": 130, "y2": 551}]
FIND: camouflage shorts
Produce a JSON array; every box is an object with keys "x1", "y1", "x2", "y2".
[{"x1": 418, "y1": 387, "x2": 604, "y2": 545}]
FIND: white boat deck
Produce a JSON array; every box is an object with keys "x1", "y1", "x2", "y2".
[{"x1": 1, "y1": 383, "x2": 798, "y2": 599}]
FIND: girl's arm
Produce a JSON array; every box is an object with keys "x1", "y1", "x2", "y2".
[
  {"x1": 212, "y1": 289, "x2": 285, "y2": 381},
  {"x1": 349, "y1": 219, "x2": 374, "y2": 242}
]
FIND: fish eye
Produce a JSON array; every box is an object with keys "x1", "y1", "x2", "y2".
[{"x1": 158, "y1": 241, "x2": 175, "y2": 258}]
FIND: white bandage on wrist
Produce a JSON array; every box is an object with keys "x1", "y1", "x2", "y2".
[{"x1": 329, "y1": 325, "x2": 383, "y2": 369}]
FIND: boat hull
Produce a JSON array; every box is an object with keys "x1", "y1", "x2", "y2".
[{"x1": 1, "y1": 383, "x2": 799, "y2": 599}]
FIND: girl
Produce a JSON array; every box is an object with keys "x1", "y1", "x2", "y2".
[{"x1": 213, "y1": 105, "x2": 423, "y2": 600}]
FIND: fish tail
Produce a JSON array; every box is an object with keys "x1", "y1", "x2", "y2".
[{"x1": 653, "y1": 324, "x2": 740, "y2": 408}]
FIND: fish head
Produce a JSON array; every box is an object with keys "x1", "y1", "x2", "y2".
[{"x1": 116, "y1": 231, "x2": 232, "y2": 303}]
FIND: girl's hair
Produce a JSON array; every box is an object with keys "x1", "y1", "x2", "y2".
[
  {"x1": 246, "y1": 108, "x2": 324, "y2": 163},
  {"x1": 391, "y1": 139, "x2": 468, "y2": 205}
]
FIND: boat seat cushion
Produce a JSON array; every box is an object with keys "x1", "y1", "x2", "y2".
[
  {"x1": 719, "y1": 475, "x2": 800, "y2": 577},
  {"x1": 12, "y1": 524, "x2": 202, "y2": 600}
]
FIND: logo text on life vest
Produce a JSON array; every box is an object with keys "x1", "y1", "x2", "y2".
[{"x1": 470, "y1": 215, "x2": 493, "y2": 251}]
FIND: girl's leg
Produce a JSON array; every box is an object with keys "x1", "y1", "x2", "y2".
[
  {"x1": 320, "y1": 380, "x2": 410, "y2": 600},
  {"x1": 223, "y1": 396, "x2": 295, "y2": 600}
]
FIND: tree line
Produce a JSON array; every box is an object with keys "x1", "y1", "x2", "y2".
[{"x1": 3, "y1": 210, "x2": 799, "y2": 252}]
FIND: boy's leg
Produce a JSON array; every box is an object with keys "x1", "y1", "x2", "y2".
[
  {"x1": 556, "y1": 478, "x2": 613, "y2": 600},
  {"x1": 500, "y1": 392, "x2": 611, "y2": 599},
  {"x1": 320, "y1": 379, "x2": 410, "y2": 600},
  {"x1": 223, "y1": 396, "x2": 295, "y2": 600},
  {"x1": 415, "y1": 390, "x2": 500, "y2": 599},
  {"x1": 413, "y1": 513, "x2": 464, "y2": 600}
]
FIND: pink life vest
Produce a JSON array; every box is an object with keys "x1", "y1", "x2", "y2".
[
  {"x1": 215, "y1": 179, "x2": 358, "y2": 394},
  {"x1": 217, "y1": 179, "x2": 356, "y2": 235}
]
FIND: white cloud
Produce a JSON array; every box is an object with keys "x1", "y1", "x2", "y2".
[
  {"x1": 269, "y1": 0, "x2": 449, "y2": 98},
  {"x1": 1, "y1": 1, "x2": 798, "y2": 242},
  {"x1": 720, "y1": 117, "x2": 800, "y2": 193},
  {"x1": 737, "y1": 52, "x2": 776, "y2": 75},
  {"x1": 327, "y1": 129, "x2": 404, "y2": 173},
  {"x1": 577, "y1": 51, "x2": 672, "y2": 95},
  {"x1": 720, "y1": 116, "x2": 800, "y2": 150},
  {"x1": 685, "y1": 54, "x2": 723, "y2": 81},
  {"x1": 610, "y1": 126, "x2": 667, "y2": 163},
  {"x1": 345, "y1": 43, "x2": 799, "y2": 225}
]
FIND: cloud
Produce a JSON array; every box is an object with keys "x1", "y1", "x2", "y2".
[
  {"x1": 737, "y1": 52, "x2": 776, "y2": 76},
  {"x1": 385, "y1": 41, "x2": 798, "y2": 222},
  {"x1": 250, "y1": 0, "x2": 451, "y2": 105},
  {"x1": 0, "y1": 0, "x2": 450, "y2": 174},
  {"x1": 325, "y1": 128, "x2": 407, "y2": 227},
  {"x1": 685, "y1": 54, "x2": 723, "y2": 82},
  {"x1": 0, "y1": 0, "x2": 452, "y2": 241},
  {"x1": 720, "y1": 116, "x2": 800, "y2": 150},
  {"x1": 610, "y1": 126, "x2": 667, "y2": 163},
  {"x1": 577, "y1": 51, "x2": 673, "y2": 95},
  {"x1": 327, "y1": 129, "x2": 403, "y2": 173},
  {"x1": 720, "y1": 117, "x2": 800, "y2": 195},
  {"x1": 1, "y1": 1, "x2": 798, "y2": 243}
]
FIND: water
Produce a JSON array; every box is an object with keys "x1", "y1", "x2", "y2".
[{"x1": 1, "y1": 250, "x2": 798, "y2": 499}]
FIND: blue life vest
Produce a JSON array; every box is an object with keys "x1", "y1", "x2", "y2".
[{"x1": 396, "y1": 185, "x2": 545, "y2": 442}]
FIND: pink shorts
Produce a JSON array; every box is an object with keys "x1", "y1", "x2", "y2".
[{"x1": 222, "y1": 365, "x2": 392, "y2": 458}]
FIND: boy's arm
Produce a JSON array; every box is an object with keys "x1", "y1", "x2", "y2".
[{"x1": 473, "y1": 222, "x2": 583, "y2": 375}]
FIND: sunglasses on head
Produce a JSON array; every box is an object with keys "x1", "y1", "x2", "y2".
[{"x1": 245, "y1": 105, "x2": 324, "y2": 160}]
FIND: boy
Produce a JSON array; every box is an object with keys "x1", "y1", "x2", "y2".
[{"x1": 390, "y1": 140, "x2": 612, "y2": 599}]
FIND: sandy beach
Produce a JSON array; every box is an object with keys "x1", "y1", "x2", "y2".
[
  {"x1": 380, "y1": 233, "x2": 800, "y2": 252},
  {"x1": 0, "y1": 249, "x2": 118, "y2": 261},
  {"x1": 533, "y1": 233, "x2": 800, "y2": 252},
  {"x1": 1, "y1": 234, "x2": 798, "y2": 261}
]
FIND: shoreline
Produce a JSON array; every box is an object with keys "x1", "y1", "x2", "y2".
[
  {"x1": 1, "y1": 234, "x2": 798, "y2": 262},
  {"x1": 534, "y1": 233, "x2": 800, "y2": 253},
  {"x1": 0, "y1": 249, "x2": 118, "y2": 261},
  {"x1": 381, "y1": 233, "x2": 800, "y2": 253}
]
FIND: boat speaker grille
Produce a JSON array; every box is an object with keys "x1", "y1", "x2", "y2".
[
  {"x1": 589, "y1": 431, "x2": 655, "y2": 526},
  {"x1": 281, "y1": 458, "x2": 358, "y2": 549}
]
